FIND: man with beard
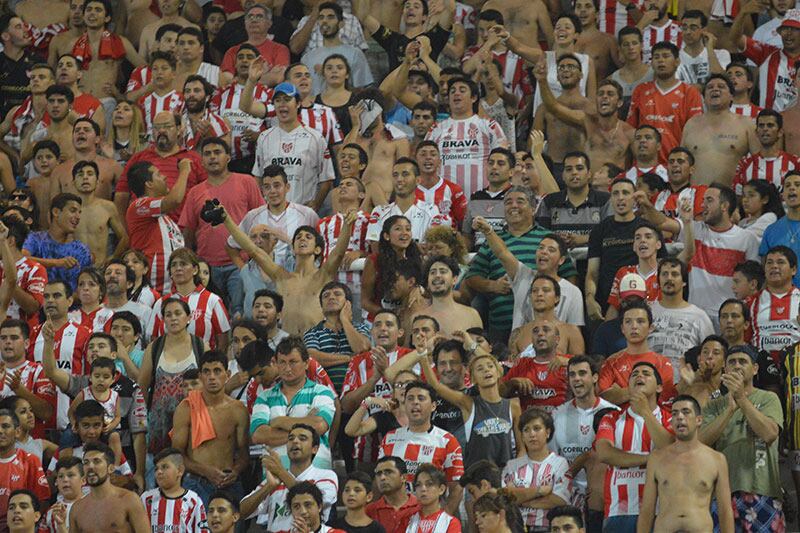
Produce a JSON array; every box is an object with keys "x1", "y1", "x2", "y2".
[
  {"x1": 249, "y1": 290, "x2": 288, "y2": 348},
  {"x1": 733, "y1": 109, "x2": 799, "y2": 195},
  {"x1": 676, "y1": 335, "x2": 727, "y2": 408},
  {"x1": 240, "y1": 424, "x2": 338, "y2": 530},
  {"x1": 103, "y1": 261, "x2": 152, "y2": 339},
  {"x1": 181, "y1": 76, "x2": 230, "y2": 151},
  {"x1": 54, "y1": 54, "x2": 104, "y2": 130},
  {"x1": 533, "y1": 55, "x2": 591, "y2": 172},
  {"x1": 68, "y1": 442, "x2": 150, "y2": 532},
  {"x1": 411, "y1": 257, "x2": 482, "y2": 336},
  {"x1": 172, "y1": 351, "x2": 250, "y2": 505},
  {"x1": 48, "y1": 0, "x2": 86, "y2": 67},
  {"x1": 681, "y1": 74, "x2": 758, "y2": 187},
  {"x1": 52, "y1": 118, "x2": 123, "y2": 203},
  {"x1": 72, "y1": 161, "x2": 127, "y2": 265},
  {"x1": 638, "y1": 394, "x2": 734, "y2": 533},
  {"x1": 115, "y1": 110, "x2": 207, "y2": 226}
]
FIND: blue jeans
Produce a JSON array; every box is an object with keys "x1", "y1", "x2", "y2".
[
  {"x1": 183, "y1": 473, "x2": 244, "y2": 507},
  {"x1": 603, "y1": 515, "x2": 638, "y2": 533},
  {"x1": 211, "y1": 264, "x2": 244, "y2": 317}
]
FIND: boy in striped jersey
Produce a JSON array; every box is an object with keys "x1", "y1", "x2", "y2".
[{"x1": 141, "y1": 448, "x2": 208, "y2": 533}]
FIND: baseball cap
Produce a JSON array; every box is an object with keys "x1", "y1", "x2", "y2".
[
  {"x1": 780, "y1": 9, "x2": 800, "y2": 30},
  {"x1": 619, "y1": 273, "x2": 647, "y2": 300},
  {"x1": 273, "y1": 82, "x2": 299, "y2": 101}
]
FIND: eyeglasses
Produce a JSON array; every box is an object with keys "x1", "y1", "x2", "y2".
[
  {"x1": 246, "y1": 13, "x2": 267, "y2": 21},
  {"x1": 9, "y1": 194, "x2": 27, "y2": 201}
]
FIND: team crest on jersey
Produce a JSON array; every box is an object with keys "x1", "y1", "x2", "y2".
[
  {"x1": 592, "y1": 211, "x2": 601, "y2": 223},
  {"x1": 580, "y1": 424, "x2": 590, "y2": 435},
  {"x1": 537, "y1": 371, "x2": 548, "y2": 381},
  {"x1": 282, "y1": 142, "x2": 293, "y2": 153},
  {"x1": 421, "y1": 445, "x2": 435, "y2": 455},
  {"x1": 467, "y1": 124, "x2": 478, "y2": 139}
]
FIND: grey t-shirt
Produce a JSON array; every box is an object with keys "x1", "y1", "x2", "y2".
[{"x1": 511, "y1": 262, "x2": 585, "y2": 330}]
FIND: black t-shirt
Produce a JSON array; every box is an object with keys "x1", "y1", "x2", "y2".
[
  {"x1": 373, "y1": 410, "x2": 401, "y2": 439},
  {"x1": 371, "y1": 24, "x2": 451, "y2": 70},
  {"x1": 330, "y1": 517, "x2": 386, "y2": 533},
  {"x1": 587, "y1": 216, "x2": 642, "y2": 311},
  {"x1": 0, "y1": 50, "x2": 44, "y2": 116}
]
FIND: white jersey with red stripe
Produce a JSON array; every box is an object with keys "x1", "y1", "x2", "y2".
[
  {"x1": 379, "y1": 426, "x2": 464, "y2": 483},
  {"x1": 30, "y1": 322, "x2": 91, "y2": 429},
  {"x1": 246, "y1": 464, "x2": 338, "y2": 528},
  {"x1": 3, "y1": 96, "x2": 37, "y2": 151},
  {"x1": 406, "y1": 510, "x2": 461, "y2": 533},
  {"x1": 1, "y1": 256, "x2": 47, "y2": 327},
  {"x1": 149, "y1": 285, "x2": 231, "y2": 348},
  {"x1": 317, "y1": 211, "x2": 370, "y2": 286},
  {"x1": 595, "y1": 405, "x2": 673, "y2": 518},
  {"x1": 82, "y1": 385, "x2": 119, "y2": 425},
  {"x1": 653, "y1": 184, "x2": 707, "y2": 219},
  {"x1": 211, "y1": 82, "x2": 272, "y2": 160},
  {"x1": 252, "y1": 124, "x2": 335, "y2": 205},
  {"x1": 415, "y1": 178, "x2": 468, "y2": 228},
  {"x1": 182, "y1": 109, "x2": 231, "y2": 150},
  {"x1": 132, "y1": 285, "x2": 162, "y2": 309},
  {"x1": 138, "y1": 90, "x2": 185, "y2": 137},
  {"x1": 733, "y1": 150, "x2": 800, "y2": 195},
  {"x1": 743, "y1": 37, "x2": 800, "y2": 111},
  {"x1": 42, "y1": 498, "x2": 79, "y2": 533},
  {"x1": 454, "y1": 2, "x2": 476, "y2": 29},
  {"x1": 366, "y1": 200, "x2": 448, "y2": 242},
  {"x1": 126, "y1": 65, "x2": 151, "y2": 93},
  {"x1": 730, "y1": 102, "x2": 763, "y2": 119},
  {"x1": 425, "y1": 115, "x2": 507, "y2": 199},
  {"x1": 681, "y1": 220, "x2": 760, "y2": 318},
  {"x1": 620, "y1": 163, "x2": 669, "y2": 183},
  {"x1": 597, "y1": 0, "x2": 643, "y2": 36},
  {"x1": 0, "y1": 360, "x2": 55, "y2": 438},
  {"x1": 141, "y1": 488, "x2": 209, "y2": 533},
  {"x1": 501, "y1": 453, "x2": 572, "y2": 529},
  {"x1": 710, "y1": 0, "x2": 739, "y2": 23},
  {"x1": 265, "y1": 103, "x2": 344, "y2": 146},
  {"x1": 126, "y1": 197, "x2": 186, "y2": 294},
  {"x1": 67, "y1": 306, "x2": 115, "y2": 333},
  {"x1": 642, "y1": 20, "x2": 683, "y2": 64},
  {"x1": 749, "y1": 287, "x2": 800, "y2": 357}
]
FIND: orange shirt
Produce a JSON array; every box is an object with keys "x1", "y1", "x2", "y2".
[{"x1": 598, "y1": 350, "x2": 677, "y2": 403}]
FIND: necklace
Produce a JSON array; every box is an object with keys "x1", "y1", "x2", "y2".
[{"x1": 788, "y1": 219, "x2": 800, "y2": 244}]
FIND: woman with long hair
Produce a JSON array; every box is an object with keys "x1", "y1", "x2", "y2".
[
  {"x1": 316, "y1": 54, "x2": 358, "y2": 136},
  {"x1": 343, "y1": 369, "x2": 414, "y2": 441},
  {"x1": 123, "y1": 248, "x2": 162, "y2": 308},
  {"x1": 361, "y1": 215, "x2": 422, "y2": 318},
  {"x1": 107, "y1": 101, "x2": 146, "y2": 163},
  {"x1": 68, "y1": 267, "x2": 114, "y2": 331},
  {"x1": 738, "y1": 179, "x2": 784, "y2": 239}
]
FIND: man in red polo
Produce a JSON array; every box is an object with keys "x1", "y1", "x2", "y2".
[
  {"x1": 219, "y1": 4, "x2": 290, "y2": 86},
  {"x1": 366, "y1": 456, "x2": 420, "y2": 533}
]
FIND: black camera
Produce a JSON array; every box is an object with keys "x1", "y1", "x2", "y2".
[{"x1": 200, "y1": 199, "x2": 226, "y2": 226}]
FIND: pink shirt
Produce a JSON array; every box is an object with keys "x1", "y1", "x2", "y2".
[
  {"x1": 221, "y1": 39, "x2": 290, "y2": 74},
  {"x1": 179, "y1": 173, "x2": 265, "y2": 266}
]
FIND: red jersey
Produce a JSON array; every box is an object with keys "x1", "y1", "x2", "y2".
[
  {"x1": 595, "y1": 405, "x2": 673, "y2": 518},
  {"x1": 126, "y1": 196, "x2": 185, "y2": 294},
  {"x1": 182, "y1": 109, "x2": 230, "y2": 151},
  {"x1": 730, "y1": 102, "x2": 762, "y2": 119},
  {"x1": 733, "y1": 151, "x2": 800, "y2": 195},
  {"x1": 379, "y1": 425, "x2": 464, "y2": 483},
  {"x1": 641, "y1": 20, "x2": 683, "y2": 63},
  {"x1": 126, "y1": 65, "x2": 151, "y2": 93},
  {"x1": 627, "y1": 81, "x2": 703, "y2": 163},
  {"x1": 367, "y1": 495, "x2": 421, "y2": 533},
  {"x1": 149, "y1": 285, "x2": 231, "y2": 348},
  {"x1": 598, "y1": 351, "x2": 677, "y2": 403},
  {"x1": 0, "y1": 449, "x2": 50, "y2": 529},
  {"x1": 316, "y1": 211, "x2": 370, "y2": 286},
  {"x1": 653, "y1": 184, "x2": 707, "y2": 219},
  {"x1": 405, "y1": 510, "x2": 461, "y2": 533},
  {"x1": 607, "y1": 265, "x2": 661, "y2": 309},
  {"x1": 749, "y1": 287, "x2": 800, "y2": 360},
  {"x1": 0, "y1": 256, "x2": 46, "y2": 329},
  {"x1": 501, "y1": 355, "x2": 570, "y2": 412},
  {"x1": 73, "y1": 93, "x2": 102, "y2": 121},
  {"x1": 210, "y1": 82, "x2": 272, "y2": 161},
  {"x1": 415, "y1": 177, "x2": 468, "y2": 229},
  {"x1": 0, "y1": 360, "x2": 55, "y2": 439},
  {"x1": 138, "y1": 90, "x2": 184, "y2": 137},
  {"x1": 743, "y1": 37, "x2": 800, "y2": 111},
  {"x1": 141, "y1": 488, "x2": 208, "y2": 533}
]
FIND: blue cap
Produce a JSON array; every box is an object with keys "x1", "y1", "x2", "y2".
[{"x1": 273, "y1": 82, "x2": 299, "y2": 101}]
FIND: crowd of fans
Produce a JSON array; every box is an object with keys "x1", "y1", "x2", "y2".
[{"x1": 0, "y1": 0, "x2": 800, "y2": 531}]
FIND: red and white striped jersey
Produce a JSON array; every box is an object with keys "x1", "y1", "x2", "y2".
[
  {"x1": 366, "y1": 200, "x2": 449, "y2": 242},
  {"x1": 642, "y1": 20, "x2": 683, "y2": 64},
  {"x1": 595, "y1": 405, "x2": 673, "y2": 518},
  {"x1": 416, "y1": 178, "x2": 467, "y2": 228},
  {"x1": 68, "y1": 306, "x2": 115, "y2": 333},
  {"x1": 27, "y1": 22, "x2": 66, "y2": 57},
  {"x1": 265, "y1": 103, "x2": 344, "y2": 147},
  {"x1": 132, "y1": 285, "x2": 162, "y2": 309},
  {"x1": 149, "y1": 285, "x2": 231, "y2": 348},
  {"x1": 653, "y1": 184, "x2": 707, "y2": 219},
  {"x1": 597, "y1": 0, "x2": 643, "y2": 36},
  {"x1": 425, "y1": 115, "x2": 507, "y2": 199},
  {"x1": 379, "y1": 425, "x2": 464, "y2": 483},
  {"x1": 252, "y1": 124, "x2": 335, "y2": 205},
  {"x1": 317, "y1": 211, "x2": 370, "y2": 285},
  {"x1": 141, "y1": 488, "x2": 209, "y2": 533},
  {"x1": 454, "y1": 2, "x2": 476, "y2": 29},
  {"x1": 730, "y1": 102, "x2": 762, "y2": 120},
  {"x1": 210, "y1": 82, "x2": 272, "y2": 160},
  {"x1": 138, "y1": 90, "x2": 184, "y2": 137},
  {"x1": 405, "y1": 510, "x2": 461, "y2": 533},
  {"x1": 743, "y1": 37, "x2": 800, "y2": 111},
  {"x1": 41, "y1": 498, "x2": 79, "y2": 533},
  {"x1": 733, "y1": 151, "x2": 800, "y2": 195},
  {"x1": 126, "y1": 65, "x2": 152, "y2": 93},
  {"x1": 619, "y1": 164, "x2": 669, "y2": 184},
  {"x1": 1, "y1": 256, "x2": 47, "y2": 329},
  {"x1": 0, "y1": 449, "x2": 50, "y2": 528},
  {"x1": 749, "y1": 287, "x2": 800, "y2": 358},
  {"x1": 710, "y1": 0, "x2": 739, "y2": 23},
  {"x1": 461, "y1": 48, "x2": 532, "y2": 107},
  {"x1": 0, "y1": 360, "x2": 55, "y2": 439},
  {"x1": 29, "y1": 321, "x2": 91, "y2": 429},
  {"x1": 126, "y1": 197, "x2": 186, "y2": 294},
  {"x1": 3, "y1": 96, "x2": 39, "y2": 151},
  {"x1": 607, "y1": 265, "x2": 661, "y2": 309},
  {"x1": 501, "y1": 453, "x2": 571, "y2": 529},
  {"x1": 182, "y1": 109, "x2": 231, "y2": 150}
]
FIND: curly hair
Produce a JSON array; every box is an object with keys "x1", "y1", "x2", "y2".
[{"x1": 424, "y1": 225, "x2": 468, "y2": 264}]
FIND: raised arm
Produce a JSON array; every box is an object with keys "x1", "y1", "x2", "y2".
[
  {"x1": 528, "y1": 129, "x2": 560, "y2": 195},
  {"x1": 471, "y1": 216, "x2": 519, "y2": 279},
  {"x1": 532, "y1": 60, "x2": 586, "y2": 127},
  {"x1": 633, "y1": 190, "x2": 681, "y2": 234},
  {"x1": 321, "y1": 210, "x2": 358, "y2": 277},
  {"x1": 239, "y1": 57, "x2": 268, "y2": 118},
  {"x1": 220, "y1": 206, "x2": 289, "y2": 282},
  {"x1": 676, "y1": 198, "x2": 695, "y2": 265},
  {"x1": 418, "y1": 349, "x2": 473, "y2": 419},
  {"x1": 160, "y1": 158, "x2": 192, "y2": 214},
  {"x1": 352, "y1": 0, "x2": 381, "y2": 36}
]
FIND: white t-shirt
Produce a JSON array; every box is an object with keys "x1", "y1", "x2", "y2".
[
  {"x1": 647, "y1": 300, "x2": 715, "y2": 382},
  {"x1": 677, "y1": 47, "x2": 731, "y2": 85},
  {"x1": 753, "y1": 17, "x2": 783, "y2": 49},
  {"x1": 511, "y1": 262, "x2": 585, "y2": 330}
]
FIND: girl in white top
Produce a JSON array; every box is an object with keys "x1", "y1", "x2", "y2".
[{"x1": 738, "y1": 179, "x2": 784, "y2": 240}]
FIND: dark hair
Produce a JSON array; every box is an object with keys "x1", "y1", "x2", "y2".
[
  {"x1": 177, "y1": 26, "x2": 204, "y2": 43},
  {"x1": 415, "y1": 140, "x2": 440, "y2": 154},
  {"x1": 239, "y1": 339, "x2": 275, "y2": 370},
  {"x1": 261, "y1": 164, "x2": 288, "y2": 184},
  {"x1": 766, "y1": 245, "x2": 798, "y2": 269},
  {"x1": 290, "y1": 423, "x2": 320, "y2": 448},
  {"x1": 546, "y1": 506, "x2": 584, "y2": 528},
  {"x1": 414, "y1": 463, "x2": 447, "y2": 487},
  {"x1": 726, "y1": 62, "x2": 754, "y2": 83},
  {"x1": 682, "y1": 9, "x2": 708, "y2": 26},
  {"x1": 556, "y1": 13, "x2": 583, "y2": 33},
  {"x1": 50, "y1": 192, "x2": 81, "y2": 218},
  {"x1": 184, "y1": 74, "x2": 215, "y2": 101},
  {"x1": 275, "y1": 336, "x2": 309, "y2": 361},
  {"x1": 635, "y1": 125, "x2": 662, "y2": 145},
  {"x1": 639, "y1": 172, "x2": 668, "y2": 193},
  {"x1": 531, "y1": 273, "x2": 561, "y2": 299},
  {"x1": 620, "y1": 296, "x2": 653, "y2": 325},
  {"x1": 46, "y1": 84, "x2": 74, "y2": 103},
  {"x1": 732, "y1": 260, "x2": 765, "y2": 292},
  {"x1": 700, "y1": 334, "x2": 729, "y2": 357},
  {"x1": 345, "y1": 471, "x2": 373, "y2": 493},
  {"x1": 8, "y1": 489, "x2": 40, "y2": 513},
  {"x1": 556, "y1": 53, "x2": 583, "y2": 71},
  {"x1": 652, "y1": 40, "x2": 680, "y2": 58},
  {"x1": 73, "y1": 117, "x2": 101, "y2": 136},
  {"x1": 287, "y1": 481, "x2": 324, "y2": 508},
  {"x1": 0, "y1": 408, "x2": 19, "y2": 427},
  {"x1": 395, "y1": 258, "x2": 423, "y2": 286},
  {"x1": 757, "y1": 108, "x2": 783, "y2": 129},
  {"x1": 425, "y1": 255, "x2": 460, "y2": 282},
  {"x1": 375, "y1": 455, "x2": 407, "y2": 475},
  {"x1": 209, "y1": 490, "x2": 240, "y2": 514},
  {"x1": 231, "y1": 319, "x2": 267, "y2": 341},
  {"x1": 518, "y1": 408, "x2": 555, "y2": 442},
  {"x1": 394, "y1": 156, "x2": 420, "y2": 176},
  {"x1": 618, "y1": 25, "x2": 642, "y2": 43},
  {"x1": 0, "y1": 14, "x2": 16, "y2": 35},
  {"x1": 658, "y1": 257, "x2": 688, "y2": 289},
  {"x1": 1, "y1": 216, "x2": 28, "y2": 251},
  {"x1": 377, "y1": 215, "x2": 422, "y2": 301},
  {"x1": 432, "y1": 339, "x2": 467, "y2": 366},
  {"x1": 127, "y1": 162, "x2": 155, "y2": 197},
  {"x1": 598, "y1": 78, "x2": 624, "y2": 100},
  {"x1": 477, "y1": 9, "x2": 504, "y2": 25},
  {"x1": 412, "y1": 101, "x2": 438, "y2": 117},
  {"x1": 74, "y1": 400, "x2": 106, "y2": 422},
  {"x1": 55, "y1": 455, "x2": 84, "y2": 476},
  {"x1": 199, "y1": 350, "x2": 229, "y2": 371},
  {"x1": 156, "y1": 23, "x2": 183, "y2": 41},
  {"x1": 709, "y1": 182, "x2": 737, "y2": 216},
  {"x1": 341, "y1": 143, "x2": 369, "y2": 167},
  {"x1": 567, "y1": 354, "x2": 599, "y2": 375},
  {"x1": 237, "y1": 43, "x2": 260, "y2": 57},
  {"x1": 83, "y1": 440, "x2": 116, "y2": 466},
  {"x1": 489, "y1": 147, "x2": 516, "y2": 167},
  {"x1": 404, "y1": 380, "x2": 438, "y2": 403},
  {"x1": 90, "y1": 356, "x2": 116, "y2": 375},
  {"x1": 447, "y1": 76, "x2": 479, "y2": 99},
  {"x1": 46, "y1": 279, "x2": 73, "y2": 299},
  {"x1": 105, "y1": 258, "x2": 136, "y2": 286},
  {"x1": 183, "y1": 368, "x2": 200, "y2": 380},
  {"x1": 459, "y1": 459, "x2": 501, "y2": 488},
  {"x1": 563, "y1": 150, "x2": 590, "y2": 169},
  {"x1": 668, "y1": 146, "x2": 696, "y2": 166},
  {"x1": 292, "y1": 225, "x2": 324, "y2": 261},
  {"x1": 719, "y1": 297, "x2": 751, "y2": 321},
  {"x1": 539, "y1": 233, "x2": 568, "y2": 259},
  {"x1": 253, "y1": 288, "x2": 284, "y2": 313},
  {"x1": 704, "y1": 73, "x2": 734, "y2": 96},
  {"x1": 83, "y1": 0, "x2": 113, "y2": 17},
  {"x1": 78, "y1": 267, "x2": 106, "y2": 302},
  {"x1": 153, "y1": 447, "x2": 184, "y2": 467},
  {"x1": 631, "y1": 361, "x2": 662, "y2": 385},
  {"x1": 161, "y1": 297, "x2": 191, "y2": 317},
  {"x1": 0, "y1": 318, "x2": 29, "y2": 339},
  {"x1": 150, "y1": 50, "x2": 177, "y2": 69},
  {"x1": 318, "y1": 1, "x2": 343, "y2": 20},
  {"x1": 32, "y1": 139, "x2": 61, "y2": 160},
  {"x1": 319, "y1": 281, "x2": 353, "y2": 306},
  {"x1": 110, "y1": 311, "x2": 142, "y2": 337},
  {"x1": 740, "y1": 179, "x2": 784, "y2": 219},
  {"x1": 72, "y1": 161, "x2": 100, "y2": 182},
  {"x1": 411, "y1": 314, "x2": 440, "y2": 332},
  {"x1": 322, "y1": 54, "x2": 352, "y2": 88}
]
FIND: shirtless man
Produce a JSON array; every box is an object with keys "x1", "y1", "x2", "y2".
[
  {"x1": 536, "y1": 69, "x2": 633, "y2": 171},
  {"x1": 172, "y1": 350, "x2": 249, "y2": 502},
  {"x1": 779, "y1": 69, "x2": 800, "y2": 154},
  {"x1": 72, "y1": 160, "x2": 127, "y2": 264},
  {"x1": 344, "y1": 89, "x2": 410, "y2": 209},
  {"x1": 48, "y1": 0, "x2": 85, "y2": 66},
  {"x1": 574, "y1": 0, "x2": 620, "y2": 80},
  {"x1": 73, "y1": 0, "x2": 144, "y2": 106},
  {"x1": 51, "y1": 118, "x2": 123, "y2": 201},
  {"x1": 681, "y1": 74, "x2": 757, "y2": 186},
  {"x1": 55, "y1": 54, "x2": 105, "y2": 131},
  {"x1": 21, "y1": 85, "x2": 75, "y2": 164},
  {"x1": 411, "y1": 256, "x2": 482, "y2": 336},
  {"x1": 221, "y1": 204, "x2": 358, "y2": 335},
  {"x1": 533, "y1": 54, "x2": 591, "y2": 167},
  {"x1": 15, "y1": 0, "x2": 69, "y2": 32},
  {"x1": 352, "y1": 0, "x2": 404, "y2": 32},
  {"x1": 68, "y1": 442, "x2": 150, "y2": 532},
  {"x1": 638, "y1": 394, "x2": 734, "y2": 533},
  {"x1": 483, "y1": 0, "x2": 552, "y2": 46},
  {"x1": 138, "y1": 0, "x2": 199, "y2": 62}
]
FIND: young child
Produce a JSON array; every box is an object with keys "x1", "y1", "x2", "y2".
[
  {"x1": 67, "y1": 357, "x2": 123, "y2": 466},
  {"x1": 43, "y1": 456, "x2": 86, "y2": 532},
  {"x1": 27, "y1": 140, "x2": 60, "y2": 225},
  {"x1": 287, "y1": 482, "x2": 346, "y2": 533},
  {"x1": 331, "y1": 472, "x2": 386, "y2": 533},
  {"x1": 181, "y1": 368, "x2": 202, "y2": 396},
  {"x1": 501, "y1": 408, "x2": 571, "y2": 533},
  {"x1": 591, "y1": 162, "x2": 622, "y2": 192},
  {"x1": 141, "y1": 448, "x2": 208, "y2": 532},
  {"x1": 406, "y1": 464, "x2": 461, "y2": 533},
  {"x1": 605, "y1": 222, "x2": 664, "y2": 318},
  {"x1": 0, "y1": 396, "x2": 57, "y2": 465}
]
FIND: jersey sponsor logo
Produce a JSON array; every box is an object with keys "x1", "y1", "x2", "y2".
[
  {"x1": 441, "y1": 139, "x2": 479, "y2": 149},
  {"x1": 10, "y1": 474, "x2": 20, "y2": 482},
  {"x1": 530, "y1": 388, "x2": 557, "y2": 400},
  {"x1": 271, "y1": 157, "x2": 302, "y2": 166},
  {"x1": 56, "y1": 360, "x2": 72, "y2": 370}
]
